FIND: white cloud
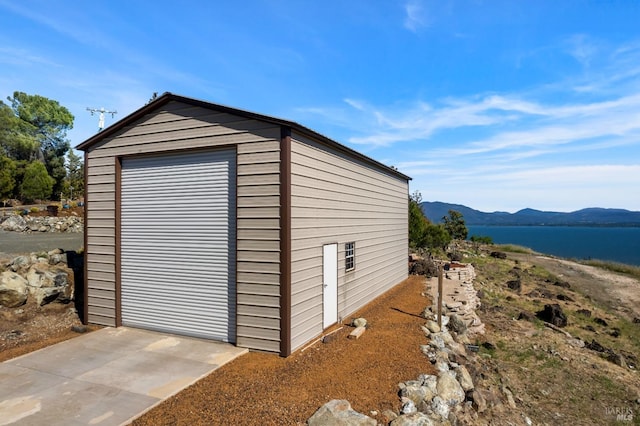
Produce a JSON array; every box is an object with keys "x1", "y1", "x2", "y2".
[
  {"x1": 296, "y1": 36, "x2": 640, "y2": 211},
  {"x1": 565, "y1": 34, "x2": 600, "y2": 68},
  {"x1": 403, "y1": 0, "x2": 429, "y2": 32},
  {"x1": 413, "y1": 164, "x2": 640, "y2": 212}
]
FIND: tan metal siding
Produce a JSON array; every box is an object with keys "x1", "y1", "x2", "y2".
[
  {"x1": 84, "y1": 101, "x2": 281, "y2": 353},
  {"x1": 85, "y1": 152, "x2": 117, "y2": 327},
  {"x1": 289, "y1": 132, "x2": 408, "y2": 352}
]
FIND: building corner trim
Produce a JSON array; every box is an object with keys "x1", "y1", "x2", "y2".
[{"x1": 279, "y1": 126, "x2": 292, "y2": 357}]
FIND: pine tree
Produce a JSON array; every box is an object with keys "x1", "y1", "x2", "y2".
[{"x1": 20, "y1": 161, "x2": 54, "y2": 202}]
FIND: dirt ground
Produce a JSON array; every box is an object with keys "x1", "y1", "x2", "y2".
[
  {"x1": 0, "y1": 299, "x2": 86, "y2": 363},
  {"x1": 516, "y1": 254, "x2": 640, "y2": 320},
  {"x1": 133, "y1": 275, "x2": 433, "y2": 425},
  {"x1": 470, "y1": 250, "x2": 640, "y2": 426},
  {"x1": 3, "y1": 244, "x2": 640, "y2": 425},
  {"x1": 22, "y1": 205, "x2": 84, "y2": 218}
]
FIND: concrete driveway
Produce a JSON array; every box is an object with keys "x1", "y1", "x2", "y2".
[{"x1": 0, "y1": 327, "x2": 247, "y2": 425}]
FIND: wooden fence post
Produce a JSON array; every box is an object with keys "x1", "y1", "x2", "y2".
[{"x1": 437, "y1": 263, "x2": 443, "y2": 329}]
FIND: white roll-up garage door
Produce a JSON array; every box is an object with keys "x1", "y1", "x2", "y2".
[{"x1": 120, "y1": 149, "x2": 236, "y2": 342}]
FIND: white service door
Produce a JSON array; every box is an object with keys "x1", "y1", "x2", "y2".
[{"x1": 323, "y1": 243, "x2": 338, "y2": 328}]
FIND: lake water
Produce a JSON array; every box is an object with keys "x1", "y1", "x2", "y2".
[{"x1": 467, "y1": 225, "x2": 640, "y2": 266}]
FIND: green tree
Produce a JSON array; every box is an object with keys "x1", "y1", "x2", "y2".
[
  {"x1": 0, "y1": 154, "x2": 17, "y2": 201},
  {"x1": 20, "y1": 161, "x2": 54, "y2": 202},
  {"x1": 409, "y1": 191, "x2": 429, "y2": 249},
  {"x1": 443, "y1": 209, "x2": 468, "y2": 240},
  {"x1": 65, "y1": 149, "x2": 84, "y2": 198},
  {"x1": 424, "y1": 223, "x2": 452, "y2": 251},
  {"x1": 0, "y1": 103, "x2": 39, "y2": 160},
  {"x1": 409, "y1": 191, "x2": 453, "y2": 253},
  {"x1": 6, "y1": 92, "x2": 74, "y2": 199},
  {"x1": 10, "y1": 160, "x2": 30, "y2": 199}
]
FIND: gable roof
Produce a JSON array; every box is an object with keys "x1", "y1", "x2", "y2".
[{"x1": 76, "y1": 92, "x2": 410, "y2": 181}]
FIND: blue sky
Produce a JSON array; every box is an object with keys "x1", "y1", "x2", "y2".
[{"x1": 1, "y1": 0, "x2": 639, "y2": 212}]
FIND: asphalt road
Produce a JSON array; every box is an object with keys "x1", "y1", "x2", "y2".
[{"x1": 0, "y1": 230, "x2": 83, "y2": 256}]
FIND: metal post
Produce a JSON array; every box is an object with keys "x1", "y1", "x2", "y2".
[{"x1": 437, "y1": 264, "x2": 443, "y2": 329}]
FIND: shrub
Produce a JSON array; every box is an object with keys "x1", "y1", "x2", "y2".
[
  {"x1": 470, "y1": 235, "x2": 493, "y2": 244},
  {"x1": 410, "y1": 258, "x2": 439, "y2": 277}
]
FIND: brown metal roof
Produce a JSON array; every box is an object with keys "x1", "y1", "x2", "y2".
[{"x1": 76, "y1": 92, "x2": 411, "y2": 181}]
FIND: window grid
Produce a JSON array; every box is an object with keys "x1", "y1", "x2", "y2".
[{"x1": 345, "y1": 242, "x2": 355, "y2": 271}]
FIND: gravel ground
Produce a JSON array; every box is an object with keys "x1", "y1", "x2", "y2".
[
  {"x1": 132, "y1": 275, "x2": 433, "y2": 426},
  {"x1": 0, "y1": 229, "x2": 83, "y2": 255}
]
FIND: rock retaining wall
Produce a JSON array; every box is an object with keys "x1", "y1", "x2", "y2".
[
  {"x1": 0, "y1": 214, "x2": 83, "y2": 233},
  {"x1": 308, "y1": 263, "x2": 524, "y2": 425}
]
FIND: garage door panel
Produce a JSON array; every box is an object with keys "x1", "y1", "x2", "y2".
[{"x1": 120, "y1": 149, "x2": 236, "y2": 342}]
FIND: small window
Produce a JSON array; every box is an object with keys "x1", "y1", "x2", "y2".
[{"x1": 345, "y1": 242, "x2": 355, "y2": 271}]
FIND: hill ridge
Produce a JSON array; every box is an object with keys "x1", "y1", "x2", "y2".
[{"x1": 421, "y1": 201, "x2": 640, "y2": 226}]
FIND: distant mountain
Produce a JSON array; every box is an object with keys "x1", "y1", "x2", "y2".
[{"x1": 420, "y1": 201, "x2": 640, "y2": 226}]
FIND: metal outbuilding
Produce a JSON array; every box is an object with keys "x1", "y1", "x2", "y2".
[{"x1": 77, "y1": 93, "x2": 410, "y2": 356}]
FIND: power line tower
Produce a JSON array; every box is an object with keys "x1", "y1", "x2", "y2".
[{"x1": 86, "y1": 107, "x2": 117, "y2": 131}]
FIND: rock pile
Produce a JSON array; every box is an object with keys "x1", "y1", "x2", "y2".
[
  {"x1": 0, "y1": 249, "x2": 75, "y2": 307},
  {"x1": 0, "y1": 214, "x2": 83, "y2": 233},
  {"x1": 386, "y1": 305, "x2": 488, "y2": 425},
  {"x1": 308, "y1": 262, "x2": 519, "y2": 425}
]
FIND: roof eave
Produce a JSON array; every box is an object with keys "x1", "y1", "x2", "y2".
[{"x1": 75, "y1": 92, "x2": 411, "y2": 182}]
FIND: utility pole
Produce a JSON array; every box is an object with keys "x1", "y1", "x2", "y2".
[{"x1": 86, "y1": 107, "x2": 117, "y2": 132}]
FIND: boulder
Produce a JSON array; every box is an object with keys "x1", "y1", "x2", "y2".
[
  {"x1": 400, "y1": 398, "x2": 417, "y2": 415},
  {"x1": 536, "y1": 304, "x2": 567, "y2": 327},
  {"x1": 606, "y1": 352, "x2": 627, "y2": 368},
  {"x1": 501, "y1": 386, "x2": 517, "y2": 408},
  {"x1": 26, "y1": 264, "x2": 73, "y2": 305},
  {"x1": 455, "y1": 365, "x2": 474, "y2": 391},
  {"x1": 419, "y1": 374, "x2": 438, "y2": 401},
  {"x1": 425, "y1": 320, "x2": 440, "y2": 333},
  {"x1": 470, "y1": 389, "x2": 487, "y2": 413},
  {"x1": 421, "y1": 345, "x2": 437, "y2": 362},
  {"x1": 448, "y1": 314, "x2": 467, "y2": 334},
  {"x1": 307, "y1": 400, "x2": 376, "y2": 426},
  {"x1": 594, "y1": 317, "x2": 608, "y2": 326},
  {"x1": 390, "y1": 412, "x2": 435, "y2": 426},
  {"x1": 8, "y1": 255, "x2": 30, "y2": 272},
  {"x1": 556, "y1": 294, "x2": 574, "y2": 302},
  {"x1": 490, "y1": 251, "x2": 507, "y2": 259},
  {"x1": 507, "y1": 279, "x2": 521, "y2": 292},
  {"x1": 0, "y1": 215, "x2": 26, "y2": 232},
  {"x1": 553, "y1": 280, "x2": 571, "y2": 289},
  {"x1": 429, "y1": 334, "x2": 446, "y2": 350},
  {"x1": 0, "y1": 271, "x2": 29, "y2": 307},
  {"x1": 399, "y1": 382, "x2": 427, "y2": 406},
  {"x1": 49, "y1": 253, "x2": 67, "y2": 265},
  {"x1": 586, "y1": 339, "x2": 606, "y2": 352},
  {"x1": 430, "y1": 396, "x2": 450, "y2": 419},
  {"x1": 436, "y1": 371, "x2": 465, "y2": 405}
]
